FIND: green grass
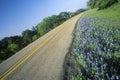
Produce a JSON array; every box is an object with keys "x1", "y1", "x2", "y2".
[
  {"x1": 82, "y1": 2, "x2": 120, "y2": 20},
  {"x1": 68, "y1": 2, "x2": 120, "y2": 80},
  {"x1": 114, "y1": 52, "x2": 120, "y2": 58},
  {"x1": 81, "y1": 2, "x2": 120, "y2": 29}
]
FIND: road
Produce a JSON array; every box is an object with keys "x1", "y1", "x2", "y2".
[{"x1": 0, "y1": 13, "x2": 82, "y2": 80}]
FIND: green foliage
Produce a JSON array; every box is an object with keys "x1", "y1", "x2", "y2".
[
  {"x1": 0, "y1": 8, "x2": 87, "y2": 63},
  {"x1": 114, "y1": 52, "x2": 120, "y2": 58},
  {"x1": 22, "y1": 29, "x2": 36, "y2": 45},
  {"x1": 58, "y1": 12, "x2": 73, "y2": 22},
  {"x1": 32, "y1": 35, "x2": 38, "y2": 41},
  {"x1": 99, "y1": 0, "x2": 118, "y2": 10},
  {"x1": 37, "y1": 22, "x2": 46, "y2": 36},
  {"x1": 0, "y1": 36, "x2": 23, "y2": 50},
  {"x1": 37, "y1": 12, "x2": 74, "y2": 37},
  {"x1": 87, "y1": 0, "x2": 119, "y2": 10},
  {"x1": 0, "y1": 50, "x2": 7, "y2": 60},
  {"x1": 67, "y1": 3, "x2": 120, "y2": 80},
  {"x1": 74, "y1": 9, "x2": 87, "y2": 15},
  {"x1": 0, "y1": 36, "x2": 23, "y2": 62},
  {"x1": 8, "y1": 43, "x2": 18, "y2": 52},
  {"x1": 87, "y1": 0, "x2": 98, "y2": 9},
  {"x1": 82, "y1": 2, "x2": 120, "y2": 21}
]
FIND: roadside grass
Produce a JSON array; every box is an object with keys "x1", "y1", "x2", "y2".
[
  {"x1": 64, "y1": 2, "x2": 120, "y2": 80},
  {"x1": 82, "y1": 2, "x2": 120, "y2": 20},
  {"x1": 81, "y1": 2, "x2": 120, "y2": 29}
]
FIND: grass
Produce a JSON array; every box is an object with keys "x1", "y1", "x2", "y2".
[
  {"x1": 81, "y1": 2, "x2": 120, "y2": 29},
  {"x1": 82, "y1": 2, "x2": 120, "y2": 20},
  {"x1": 64, "y1": 2, "x2": 120, "y2": 80}
]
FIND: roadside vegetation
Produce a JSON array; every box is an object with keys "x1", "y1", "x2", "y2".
[
  {"x1": 64, "y1": 0, "x2": 120, "y2": 80},
  {"x1": 0, "y1": 9, "x2": 86, "y2": 63}
]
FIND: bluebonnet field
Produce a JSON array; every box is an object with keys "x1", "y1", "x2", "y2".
[{"x1": 72, "y1": 17, "x2": 120, "y2": 80}]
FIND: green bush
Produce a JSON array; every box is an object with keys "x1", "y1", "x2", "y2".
[
  {"x1": 99, "y1": 0, "x2": 118, "y2": 10},
  {"x1": 87, "y1": 0, "x2": 118, "y2": 10}
]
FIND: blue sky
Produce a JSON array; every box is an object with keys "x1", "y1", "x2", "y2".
[{"x1": 0, "y1": 0, "x2": 88, "y2": 39}]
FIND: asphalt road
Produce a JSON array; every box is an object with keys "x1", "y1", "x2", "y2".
[{"x1": 0, "y1": 13, "x2": 82, "y2": 80}]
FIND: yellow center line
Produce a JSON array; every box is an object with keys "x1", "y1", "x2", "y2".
[{"x1": 0, "y1": 26, "x2": 62, "y2": 80}]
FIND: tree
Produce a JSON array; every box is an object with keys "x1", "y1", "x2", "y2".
[
  {"x1": 0, "y1": 36, "x2": 22, "y2": 61},
  {"x1": 87, "y1": 0, "x2": 118, "y2": 10},
  {"x1": 58, "y1": 12, "x2": 73, "y2": 23},
  {"x1": 36, "y1": 12, "x2": 74, "y2": 38},
  {"x1": 98, "y1": 0, "x2": 118, "y2": 10},
  {"x1": 8, "y1": 43, "x2": 18, "y2": 52},
  {"x1": 22, "y1": 29, "x2": 35, "y2": 45},
  {"x1": 0, "y1": 9, "x2": 87, "y2": 62},
  {"x1": 74, "y1": 9, "x2": 87, "y2": 15},
  {"x1": 32, "y1": 35, "x2": 38, "y2": 41},
  {"x1": 37, "y1": 21, "x2": 47, "y2": 36}
]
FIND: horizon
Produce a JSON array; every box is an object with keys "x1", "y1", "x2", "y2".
[{"x1": 0, "y1": 0, "x2": 88, "y2": 40}]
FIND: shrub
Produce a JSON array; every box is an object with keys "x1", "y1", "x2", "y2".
[{"x1": 87, "y1": 0, "x2": 119, "y2": 10}]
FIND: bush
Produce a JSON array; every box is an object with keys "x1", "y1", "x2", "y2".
[
  {"x1": 98, "y1": 0, "x2": 118, "y2": 10},
  {"x1": 87, "y1": 0, "x2": 119, "y2": 10}
]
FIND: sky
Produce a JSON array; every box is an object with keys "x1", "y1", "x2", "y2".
[{"x1": 0, "y1": 0, "x2": 88, "y2": 39}]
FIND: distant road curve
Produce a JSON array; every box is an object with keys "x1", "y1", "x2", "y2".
[{"x1": 0, "y1": 13, "x2": 82, "y2": 80}]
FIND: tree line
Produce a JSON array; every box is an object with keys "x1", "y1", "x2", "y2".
[
  {"x1": 87, "y1": 0, "x2": 119, "y2": 10},
  {"x1": 0, "y1": 9, "x2": 86, "y2": 63}
]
